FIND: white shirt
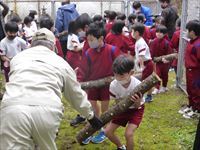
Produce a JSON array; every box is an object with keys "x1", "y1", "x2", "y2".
[
  {"x1": 23, "y1": 26, "x2": 34, "y2": 41},
  {"x1": 135, "y1": 37, "x2": 151, "y2": 61},
  {"x1": 67, "y1": 34, "x2": 83, "y2": 51},
  {"x1": 0, "y1": 36, "x2": 28, "y2": 59},
  {"x1": 30, "y1": 21, "x2": 38, "y2": 33},
  {"x1": 0, "y1": 46, "x2": 94, "y2": 119},
  {"x1": 110, "y1": 76, "x2": 145, "y2": 109}
]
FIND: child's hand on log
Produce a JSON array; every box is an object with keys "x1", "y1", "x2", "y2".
[
  {"x1": 131, "y1": 93, "x2": 142, "y2": 108},
  {"x1": 162, "y1": 58, "x2": 169, "y2": 64}
]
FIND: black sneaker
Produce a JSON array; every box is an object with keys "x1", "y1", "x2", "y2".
[{"x1": 70, "y1": 114, "x2": 86, "y2": 126}]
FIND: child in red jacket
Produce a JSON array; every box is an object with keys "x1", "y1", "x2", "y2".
[
  {"x1": 78, "y1": 23, "x2": 121, "y2": 144},
  {"x1": 105, "y1": 20, "x2": 135, "y2": 54},
  {"x1": 171, "y1": 18, "x2": 181, "y2": 74},
  {"x1": 179, "y1": 20, "x2": 200, "y2": 119},
  {"x1": 150, "y1": 25, "x2": 173, "y2": 94}
]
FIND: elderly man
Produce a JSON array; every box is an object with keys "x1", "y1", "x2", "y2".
[
  {"x1": 0, "y1": 28, "x2": 102, "y2": 149},
  {"x1": 0, "y1": 0, "x2": 9, "y2": 41}
]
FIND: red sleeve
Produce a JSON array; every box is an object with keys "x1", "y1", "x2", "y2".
[
  {"x1": 122, "y1": 35, "x2": 135, "y2": 54},
  {"x1": 195, "y1": 44, "x2": 200, "y2": 60},
  {"x1": 55, "y1": 38, "x2": 64, "y2": 58},
  {"x1": 167, "y1": 41, "x2": 173, "y2": 54},
  {"x1": 77, "y1": 53, "x2": 90, "y2": 82},
  {"x1": 112, "y1": 46, "x2": 122, "y2": 60},
  {"x1": 149, "y1": 40, "x2": 155, "y2": 58},
  {"x1": 171, "y1": 32, "x2": 179, "y2": 52}
]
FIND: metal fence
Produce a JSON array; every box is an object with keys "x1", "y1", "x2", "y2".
[
  {"x1": 177, "y1": 0, "x2": 200, "y2": 94},
  {"x1": 5, "y1": 0, "x2": 160, "y2": 20}
]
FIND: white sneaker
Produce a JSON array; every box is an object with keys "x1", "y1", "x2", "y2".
[
  {"x1": 178, "y1": 106, "x2": 192, "y2": 114},
  {"x1": 152, "y1": 88, "x2": 159, "y2": 95},
  {"x1": 183, "y1": 110, "x2": 200, "y2": 119},
  {"x1": 159, "y1": 87, "x2": 168, "y2": 93}
]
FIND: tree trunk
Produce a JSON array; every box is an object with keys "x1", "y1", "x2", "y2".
[
  {"x1": 76, "y1": 73, "x2": 161, "y2": 143},
  {"x1": 80, "y1": 72, "x2": 142, "y2": 90},
  {"x1": 153, "y1": 53, "x2": 178, "y2": 63}
]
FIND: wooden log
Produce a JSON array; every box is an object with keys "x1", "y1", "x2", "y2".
[
  {"x1": 80, "y1": 72, "x2": 142, "y2": 90},
  {"x1": 76, "y1": 73, "x2": 161, "y2": 143},
  {"x1": 153, "y1": 53, "x2": 178, "y2": 63}
]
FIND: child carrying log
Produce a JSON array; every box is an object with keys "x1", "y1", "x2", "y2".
[
  {"x1": 78, "y1": 22, "x2": 121, "y2": 144},
  {"x1": 104, "y1": 54, "x2": 144, "y2": 150},
  {"x1": 150, "y1": 25, "x2": 173, "y2": 94}
]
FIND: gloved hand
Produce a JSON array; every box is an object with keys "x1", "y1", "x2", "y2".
[{"x1": 88, "y1": 115, "x2": 103, "y2": 130}]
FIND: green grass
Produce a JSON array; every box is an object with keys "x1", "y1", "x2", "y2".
[{"x1": 56, "y1": 72, "x2": 198, "y2": 150}]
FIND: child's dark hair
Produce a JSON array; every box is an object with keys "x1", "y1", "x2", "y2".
[
  {"x1": 132, "y1": 1, "x2": 141, "y2": 9},
  {"x1": 132, "y1": 22, "x2": 145, "y2": 36},
  {"x1": 24, "y1": 16, "x2": 33, "y2": 25},
  {"x1": 137, "y1": 13, "x2": 145, "y2": 23},
  {"x1": 186, "y1": 20, "x2": 200, "y2": 36},
  {"x1": 156, "y1": 25, "x2": 168, "y2": 34},
  {"x1": 39, "y1": 16, "x2": 54, "y2": 30},
  {"x1": 9, "y1": 15, "x2": 22, "y2": 23},
  {"x1": 68, "y1": 20, "x2": 77, "y2": 34},
  {"x1": 159, "y1": 0, "x2": 171, "y2": 3},
  {"x1": 128, "y1": 13, "x2": 136, "y2": 23},
  {"x1": 176, "y1": 18, "x2": 181, "y2": 27},
  {"x1": 112, "y1": 20, "x2": 125, "y2": 35},
  {"x1": 5, "y1": 21, "x2": 18, "y2": 32},
  {"x1": 117, "y1": 13, "x2": 126, "y2": 21},
  {"x1": 86, "y1": 22, "x2": 106, "y2": 39},
  {"x1": 93, "y1": 15, "x2": 103, "y2": 23},
  {"x1": 76, "y1": 13, "x2": 92, "y2": 30},
  {"x1": 112, "y1": 54, "x2": 134, "y2": 75},
  {"x1": 104, "y1": 10, "x2": 110, "y2": 18},
  {"x1": 29, "y1": 10, "x2": 37, "y2": 20},
  {"x1": 107, "y1": 11, "x2": 117, "y2": 20}
]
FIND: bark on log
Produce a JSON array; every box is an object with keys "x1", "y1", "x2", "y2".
[
  {"x1": 80, "y1": 72, "x2": 142, "y2": 90},
  {"x1": 76, "y1": 73, "x2": 161, "y2": 143},
  {"x1": 153, "y1": 53, "x2": 178, "y2": 63}
]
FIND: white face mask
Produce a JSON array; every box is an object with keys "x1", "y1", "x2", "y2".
[
  {"x1": 18, "y1": 24, "x2": 22, "y2": 30},
  {"x1": 34, "y1": 15, "x2": 38, "y2": 20},
  {"x1": 88, "y1": 39, "x2": 99, "y2": 49},
  {"x1": 78, "y1": 31, "x2": 86, "y2": 38}
]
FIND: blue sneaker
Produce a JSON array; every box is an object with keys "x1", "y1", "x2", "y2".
[
  {"x1": 145, "y1": 95, "x2": 153, "y2": 103},
  {"x1": 82, "y1": 136, "x2": 92, "y2": 145},
  {"x1": 91, "y1": 130, "x2": 107, "y2": 144}
]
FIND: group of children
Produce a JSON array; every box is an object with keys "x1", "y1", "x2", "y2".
[{"x1": 0, "y1": 4, "x2": 200, "y2": 150}]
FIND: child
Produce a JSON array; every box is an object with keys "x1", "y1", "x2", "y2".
[
  {"x1": 116, "y1": 13, "x2": 129, "y2": 37},
  {"x1": 78, "y1": 23, "x2": 121, "y2": 144},
  {"x1": 104, "y1": 54, "x2": 144, "y2": 150},
  {"x1": 76, "y1": 13, "x2": 92, "y2": 55},
  {"x1": 39, "y1": 15, "x2": 64, "y2": 58},
  {"x1": 171, "y1": 18, "x2": 181, "y2": 75},
  {"x1": 149, "y1": 15, "x2": 162, "y2": 41},
  {"x1": 150, "y1": 25, "x2": 172, "y2": 94},
  {"x1": 128, "y1": 13, "x2": 137, "y2": 29},
  {"x1": 105, "y1": 11, "x2": 117, "y2": 34},
  {"x1": 179, "y1": 20, "x2": 200, "y2": 119},
  {"x1": 67, "y1": 20, "x2": 83, "y2": 69},
  {"x1": 0, "y1": 21, "x2": 28, "y2": 82},
  {"x1": 23, "y1": 16, "x2": 34, "y2": 43},
  {"x1": 131, "y1": 22, "x2": 154, "y2": 102},
  {"x1": 69, "y1": 13, "x2": 92, "y2": 127},
  {"x1": 105, "y1": 20, "x2": 135, "y2": 54},
  {"x1": 136, "y1": 14, "x2": 151, "y2": 45}
]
